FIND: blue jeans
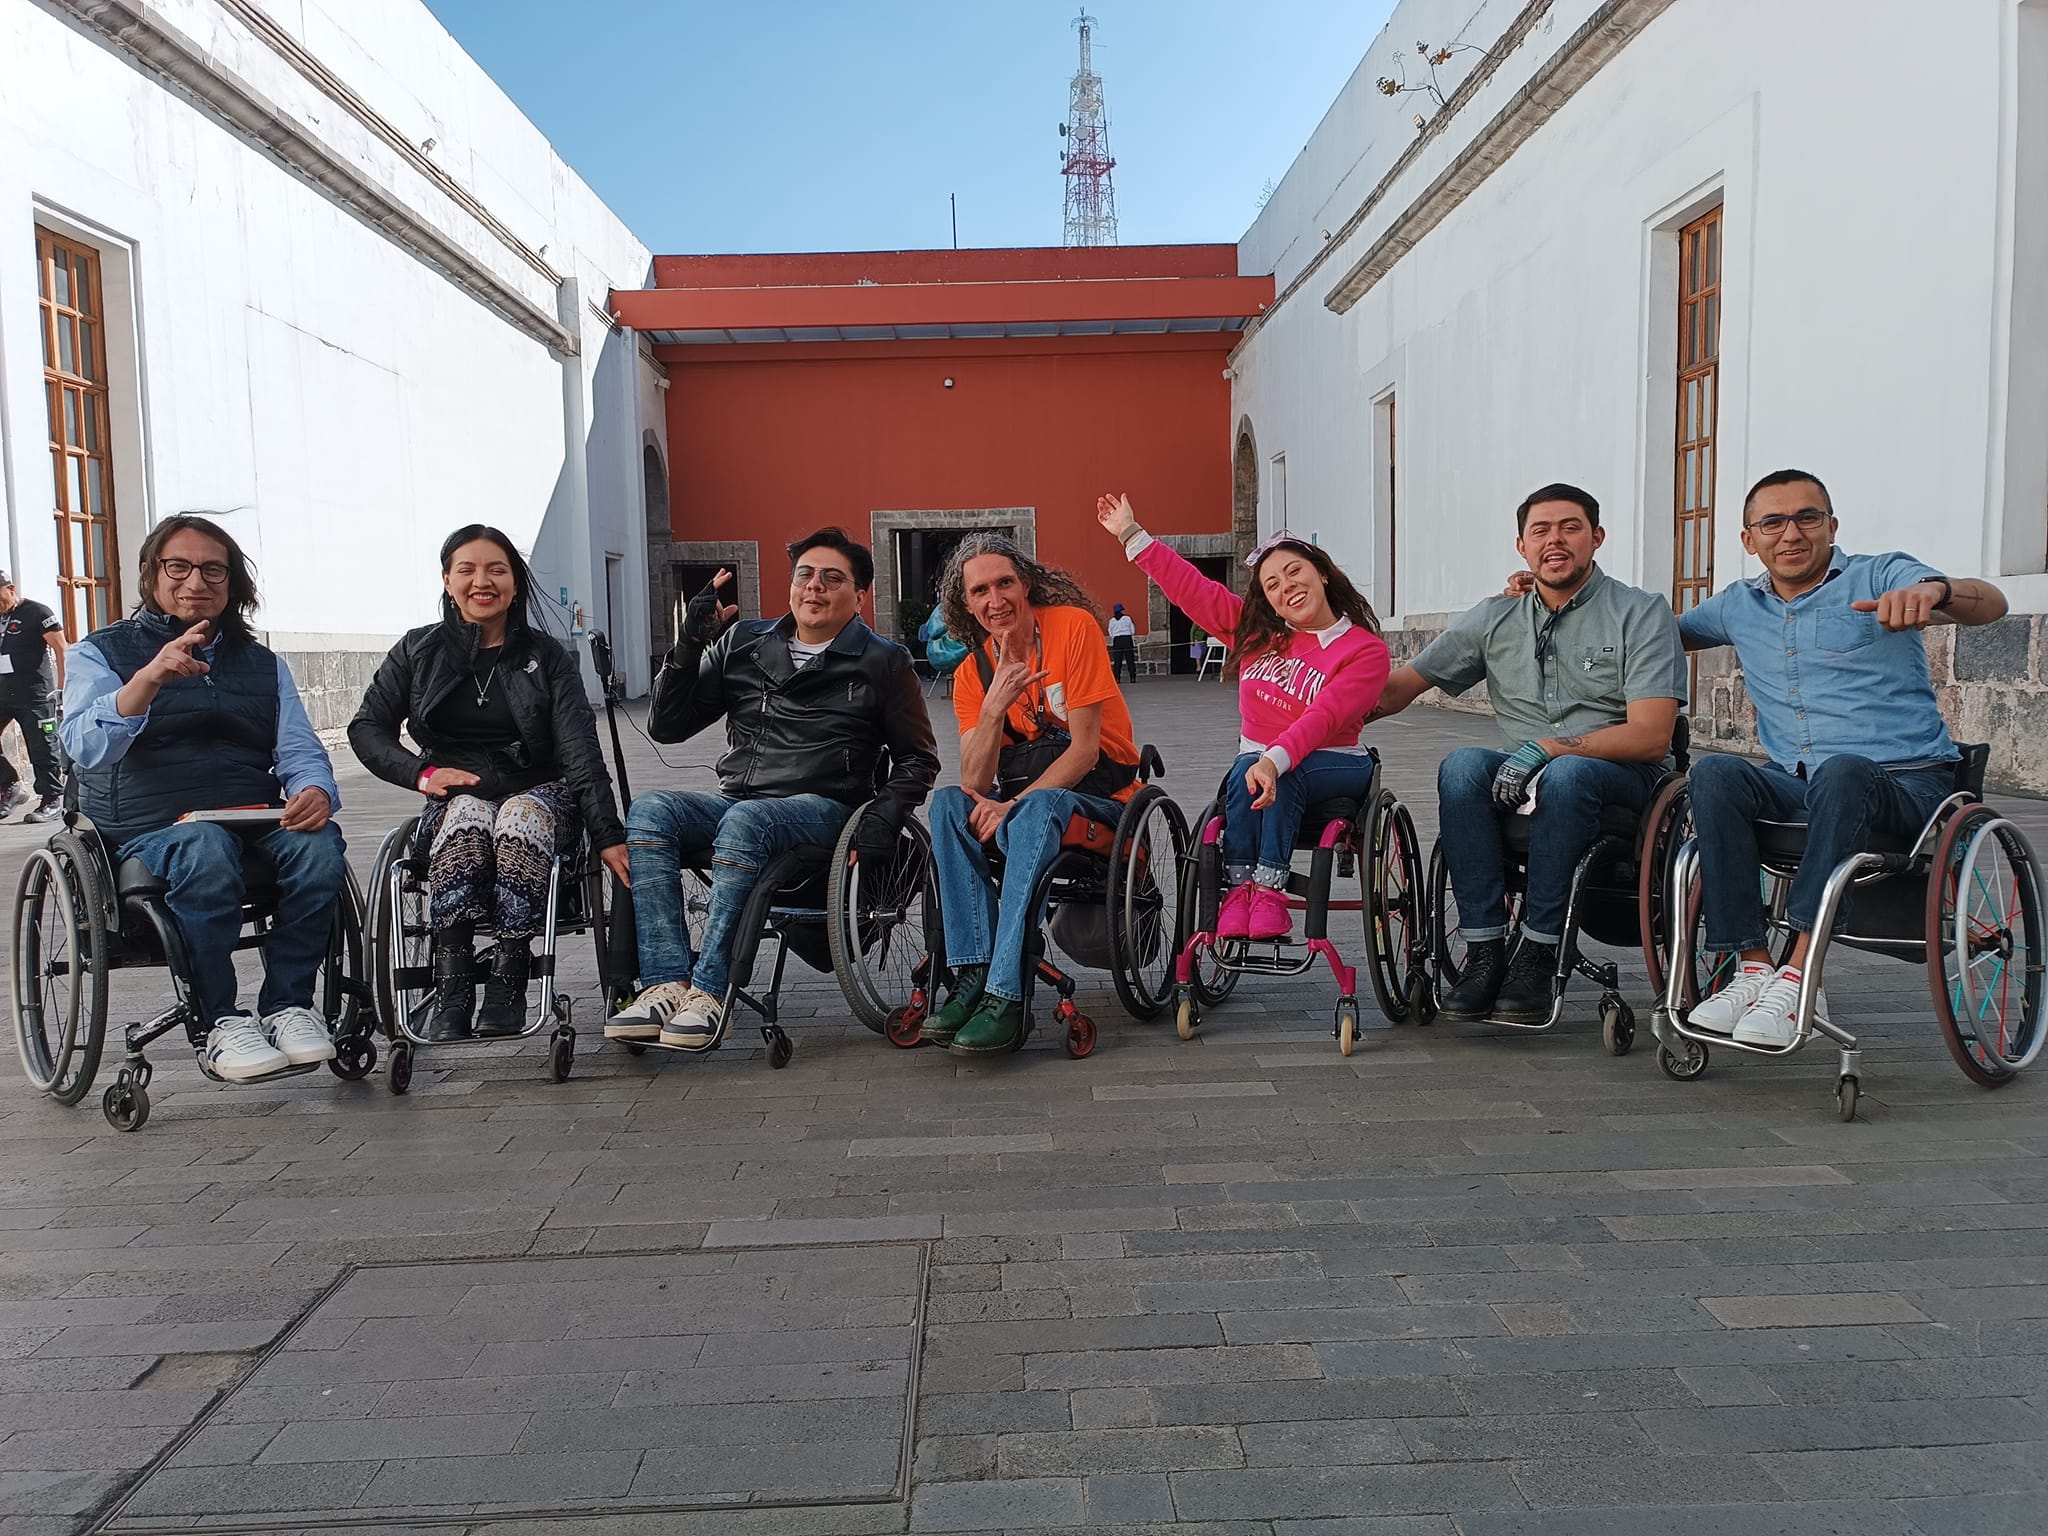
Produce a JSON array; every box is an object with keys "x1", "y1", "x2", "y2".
[
  {"x1": 117, "y1": 820, "x2": 348, "y2": 1035},
  {"x1": 1437, "y1": 747, "x2": 1663, "y2": 945},
  {"x1": 1223, "y1": 749, "x2": 1378, "y2": 883},
  {"x1": 1689, "y1": 752, "x2": 1956, "y2": 949},
  {"x1": 929, "y1": 784, "x2": 1125, "y2": 1002},
  {"x1": 625, "y1": 790, "x2": 852, "y2": 998}
]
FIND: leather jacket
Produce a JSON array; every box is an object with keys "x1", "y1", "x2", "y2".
[
  {"x1": 349, "y1": 615, "x2": 625, "y2": 848},
  {"x1": 650, "y1": 614, "x2": 938, "y2": 824}
]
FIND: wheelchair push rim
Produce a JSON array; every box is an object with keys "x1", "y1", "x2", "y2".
[
  {"x1": 1928, "y1": 807, "x2": 2045, "y2": 1083},
  {"x1": 1176, "y1": 800, "x2": 1241, "y2": 1009},
  {"x1": 1108, "y1": 785, "x2": 1188, "y2": 1021},
  {"x1": 12, "y1": 843, "x2": 109, "y2": 1104},
  {"x1": 828, "y1": 803, "x2": 941, "y2": 1034},
  {"x1": 1364, "y1": 791, "x2": 1423, "y2": 1024}
]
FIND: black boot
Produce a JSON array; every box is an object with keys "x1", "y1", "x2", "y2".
[
  {"x1": 1493, "y1": 940, "x2": 1559, "y2": 1024},
  {"x1": 1440, "y1": 938, "x2": 1507, "y2": 1021},
  {"x1": 474, "y1": 939, "x2": 532, "y2": 1038},
  {"x1": 424, "y1": 926, "x2": 476, "y2": 1042}
]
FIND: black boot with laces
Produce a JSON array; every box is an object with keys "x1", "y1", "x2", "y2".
[{"x1": 1439, "y1": 938, "x2": 1507, "y2": 1021}]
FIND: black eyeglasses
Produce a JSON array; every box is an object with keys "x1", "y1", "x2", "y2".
[
  {"x1": 791, "y1": 565, "x2": 853, "y2": 590},
  {"x1": 1534, "y1": 602, "x2": 1567, "y2": 667},
  {"x1": 158, "y1": 558, "x2": 230, "y2": 585},
  {"x1": 1746, "y1": 508, "x2": 1830, "y2": 538}
]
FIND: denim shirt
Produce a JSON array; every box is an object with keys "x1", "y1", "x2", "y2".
[{"x1": 1678, "y1": 549, "x2": 1956, "y2": 773}]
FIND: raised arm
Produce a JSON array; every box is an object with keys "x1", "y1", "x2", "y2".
[{"x1": 1097, "y1": 493, "x2": 1243, "y2": 643}]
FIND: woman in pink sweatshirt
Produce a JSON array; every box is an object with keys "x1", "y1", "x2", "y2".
[{"x1": 1097, "y1": 493, "x2": 1391, "y2": 941}]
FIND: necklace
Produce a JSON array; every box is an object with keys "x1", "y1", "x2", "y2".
[{"x1": 472, "y1": 658, "x2": 501, "y2": 707}]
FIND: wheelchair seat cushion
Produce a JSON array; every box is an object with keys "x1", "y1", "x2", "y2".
[
  {"x1": 1500, "y1": 801, "x2": 1639, "y2": 854},
  {"x1": 1754, "y1": 818, "x2": 1914, "y2": 867},
  {"x1": 1300, "y1": 797, "x2": 1362, "y2": 835}
]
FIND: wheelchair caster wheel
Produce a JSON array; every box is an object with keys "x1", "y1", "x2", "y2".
[
  {"x1": 132, "y1": 1060, "x2": 153, "y2": 1091},
  {"x1": 328, "y1": 1036, "x2": 378, "y2": 1081},
  {"x1": 1406, "y1": 969, "x2": 1434, "y2": 1024},
  {"x1": 1175, "y1": 995, "x2": 1200, "y2": 1041},
  {"x1": 622, "y1": 1041, "x2": 648, "y2": 1056},
  {"x1": 885, "y1": 1006, "x2": 927, "y2": 1049},
  {"x1": 767, "y1": 1028, "x2": 794, "y2": 1069},
  {"x1": 103, "y1": 1077, "x2": 148, "y2": 1132},
  {"x1": 550, "y1": 1031, "x2": 575, "y2": 1084},
  {"x1": 1336, "y1": 998, "x2": 1359, "y2": 1058},
  {"x1": 1836, "y1": 1074, "x2": 1859, "y2": 1122},
  {"x1": 1601, "y1": 998, "x2": 1635, "y2": 1057},
  {"x1": 1064, "y1": 1012, "x2": 1096, "y2": 1059},
  {"x1": 389, "y1": 1044, "x2": 414, "y2": 1096},
  {"x1": 1658, "y1": 1039, "x2": 1709, "y2": 1081}
]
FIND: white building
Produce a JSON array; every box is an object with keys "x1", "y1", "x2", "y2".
[
  {"x1": 1232, "y1": 0, "x2": 2048, "y2": 790},
  {"x1": 0, "y1": 0, "x2": 671, "y2": 726}
]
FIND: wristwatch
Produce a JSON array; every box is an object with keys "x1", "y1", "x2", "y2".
[{"x1": 1928, "y1": 576, "x2": 1953, "y2": 611}]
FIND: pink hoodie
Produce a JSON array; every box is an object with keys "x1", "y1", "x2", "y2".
[{"x1": 1131, "y1": 536, "x2": 1390, "y2": 770}]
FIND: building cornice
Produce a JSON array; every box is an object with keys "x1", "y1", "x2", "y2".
[{"x1": 53, "y1": 0, "x2": 577, "y2": 355}]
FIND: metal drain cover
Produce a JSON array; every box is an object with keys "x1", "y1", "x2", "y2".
[{"x1": 98, "y1": 1244, "x2": 925, "y2": 1532}]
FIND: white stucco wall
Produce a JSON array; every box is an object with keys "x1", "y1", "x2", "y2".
[
  {"x1": 1233, "y1": 0, "x2": 2048, "y2": 626},
  {"x1": 0, "y1": 0, "x2": 666, "y2": 704}
]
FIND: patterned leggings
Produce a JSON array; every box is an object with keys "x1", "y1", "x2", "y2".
[{"x1": 421, "y1": 781, "x2": 577, "y2": 941}]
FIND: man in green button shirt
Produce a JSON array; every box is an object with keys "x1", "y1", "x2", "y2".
[{"x1": 1375, "y1": 484, "x2": 1688, "y2": 1022}]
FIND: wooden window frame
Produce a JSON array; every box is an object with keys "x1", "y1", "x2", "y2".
[
  {"x1": 1672, "y1": 206, "x2": 1723, "y2": 614},
  {"x1": 36, "y1": 226, "x2": 123, "y2": 639}
]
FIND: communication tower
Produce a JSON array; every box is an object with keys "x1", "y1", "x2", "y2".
[{"x1": 1058, "y1": 11, "x2": 1119, "y2": 247}]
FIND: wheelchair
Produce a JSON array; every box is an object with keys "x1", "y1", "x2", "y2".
[
  {"x1": 11, "y1": 814, "x2": 373, "y2": 1132},
  {"x1": 1422, "y1": 723, "x2": 1692, "y2": 1055},
  {"x1": 364, "y1": 814, "x2": 615, "y2": 1092},
  {"x1": 1649, "y1": 744, "x2": 2044, "y2": 1120},
  {"x1": 610, "y1": 797, "x2": 940, "y2": 1069},
  {"x1": 885, "y1": 746, "x2": 1181, "y2": 1057},
  {"x1": 1170, "y1": 748, "x2": 1427, "y2": 1056}
]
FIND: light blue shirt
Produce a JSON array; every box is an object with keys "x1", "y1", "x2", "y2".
[
  {"x1": 1678, "y1": 549, "x2": 1956, "y2": 773},
  {"x1": 59, "y1": 637, "x2": 343, "y2": 809}
]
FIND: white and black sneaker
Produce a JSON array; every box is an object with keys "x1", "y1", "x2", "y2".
[
  {"x1": 263, "y1": 1005, "x2": 336, "y2": 1065},
  {"x1": 604, "y1": 980, "x2": 695, "y2": 1041},
  {"x1": 201, "y1": 1015, "x2": 288, "y2": 1082},
  {"x1": 660, "y1": 991, "x2": 725, "y2": 1051}
]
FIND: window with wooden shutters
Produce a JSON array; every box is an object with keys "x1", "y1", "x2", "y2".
[
  {"x1": 1673, "y1": 207, "x2": 1722, "y2": 614},
  {"x1": 36, "y1": 227, "x2": 122, "y2": 639}
]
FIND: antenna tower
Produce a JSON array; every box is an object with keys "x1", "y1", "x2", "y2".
[{"x1": 1058, "y1": 11, "x2": 1118, "y2": 247}]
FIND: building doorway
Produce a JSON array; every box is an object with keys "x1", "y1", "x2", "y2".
[
  {"x1": 893, "y1": 527, "x2": 1002, "y2": 654},
  {"x1": 1166, "y1": 555, "x2": 1233, "y2": 675}
]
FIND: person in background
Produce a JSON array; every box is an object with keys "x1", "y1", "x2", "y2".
[
  {"x1": 60, "y1": 515, "x2": 346, "y2": 1082},
  {"x1": 0, "y1": 571, "x2": 67, "y2": 823},
  {"x1": 1107, "y1": 601, "x2": 1139, "y2": 684},
  {"x1": 351, "y1": 525, "x2": 630, "y2": 1041}
]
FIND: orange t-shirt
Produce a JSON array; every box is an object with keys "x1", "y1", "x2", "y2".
[{"x1": 952, "y1": 605, "x2": 1140, "y2": 803}]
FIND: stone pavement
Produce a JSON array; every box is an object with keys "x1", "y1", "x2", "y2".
[{"x1": 0, "y1": 676, "x2": 2043, "y2": 1535}]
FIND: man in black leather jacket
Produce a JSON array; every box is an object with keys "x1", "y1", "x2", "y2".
[{"x1": 604, "y1": 528, "x2": 939, "y2": 1050}]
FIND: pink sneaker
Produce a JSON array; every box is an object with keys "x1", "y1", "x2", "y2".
[
  {"x1": 1247, "y1": 885, "x2": 1292, "y2": 941},
  {"x1": 1216, "y1": 882, "x2": 1257, "y2": 938}
]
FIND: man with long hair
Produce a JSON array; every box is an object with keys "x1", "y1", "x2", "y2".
[
  {"x1": 59, "y1": 514, "x2": 348, "y2": 1081},
  {"x1": 1373, "y1": 484, "x2": 1687, "y2": 1024},
  {"x1": 923, "y1": 532, "x2": 1143, "y2": 1054}
]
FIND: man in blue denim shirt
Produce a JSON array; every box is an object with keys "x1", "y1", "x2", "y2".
[{"x1": 1681, "y1": 469, "x2": 2008, "y2": 1047}]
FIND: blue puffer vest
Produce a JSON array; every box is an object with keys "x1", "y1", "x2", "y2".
[{"x1": 76, "y1": 613, "x2": 281, "y2": 849}]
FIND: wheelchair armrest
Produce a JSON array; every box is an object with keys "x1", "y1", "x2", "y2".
[
  {"x1": 1139, "y1": 744, "x2": 1165, "y2": 783},
  {"x1": 1955, "y1": 743, "x2": 1990, "y2": 799}
]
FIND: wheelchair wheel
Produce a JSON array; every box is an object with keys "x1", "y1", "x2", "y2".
[
  {"x1": 1107, "y1": 786, "x2": 1188, "y2": 1021},
  {"x1": 12, "y1": 839, "x2": 109, "y2": 1106},
  {"x1": 1928, "y1": 805, "x2": 2045, "y2": 1086},
  {"x1": 1363, "y1": 792, "x2": 1423, "y2": 1024},
  {"x1": 366, "y1": 820, "x2": 428, "y2": 1039},
  {"x1": 318, "y1": 869, "x2": 369, "y2": 1038},
  {"x1": 828, "y1": 805, "x2": 940, "y2": 1034},
  {"x1": 1175, "y1": 864, "x2": 1241, "y2": 1008},
  {"x1": 1425, "y1": 839, "x2": 1465, "y2": 998},
  {"x1": 1636, "y1": 776, "x2": 1691, "y2": 995}
]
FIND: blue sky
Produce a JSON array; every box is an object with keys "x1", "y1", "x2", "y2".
[{"x1": 420, "y1": 1, "x2": 1398, "y2": 254}]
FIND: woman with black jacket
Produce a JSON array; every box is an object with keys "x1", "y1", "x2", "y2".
[{"x1": 350, "y1": 525, "x2": 629, "y2": 1040}]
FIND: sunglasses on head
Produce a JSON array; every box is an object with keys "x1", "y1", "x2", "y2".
[{"x1": 1245, "y1": 530, "x2": 1315, "y2": 569}]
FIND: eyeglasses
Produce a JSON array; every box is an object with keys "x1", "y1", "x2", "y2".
[
  {"x1": 791, "y1": 565, "x2": 853, "y2": 590},
  {"x1": 1746, "y1": 508, "x2": 1830, "y2": 539},
  {"x1": 1245, "y1": 529, "x2": 1313, "y2": 569},
  {"x1": 158, "y1": 558, "x2": 230, "y2": 585}
]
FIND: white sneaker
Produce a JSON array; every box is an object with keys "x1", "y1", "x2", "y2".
[
  {"x1": 659, "y1": 989, "x2": 725, "y2": 1051},
  {"x1": 1688, "y1": 962, "x2": 1776, "y2": 1035},
  {"x1": 1733, "y1": 968, "x2": 1827, "y2": 1050},
  {"x1": 604, "y1": 980, "x2": 696, "y2": 1040},
  {"x1": 201, "y1": 1015, "x2": 289, "y2": 1082},
  {"x1": 263, "y1": 1005, "x2": 336, "y2": 1065}
]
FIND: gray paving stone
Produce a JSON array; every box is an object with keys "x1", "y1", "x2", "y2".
[
  {"x1": 920, "y1": 1390, "x2": 1072, "y2": 1435},
  {"x1": 909, "y1": 1476, "x2": 1085, "y2": 1531},
  {"x1": 1240, "y1": 1416, "x2": 1412, "y2": 1466},
  {"x1": 1455, "y1": 1502, "x2": 1927, "y2": 1535},
  {"x1": 1676, "y1": 1365, "x2": 1782, "y2": 1407},
  {"x1": 118, "y1": 1459, "x2": 381, "y2": 1517},
  {"x1": 1895, "y1": 1491, "x2": 2048, "y2": 1536},
  {"x1": 1085, "y1": 1471, "x2": 1176, "y2": 1524},
  {"x1": 631, "y1": 1438, "x2": 900, "y2": 1498},
  {"x1": 1700, "y1": 1292, "x2": 1929, "y2": 1329},
  {"x1": 996, "y1": 1425, "x2": 1243, "y2": 1476},
  {"x1": 1024, "y1": 1343, "x2": 1321, "y2": 1390},
  {"x1": 1069, "y1": 1386, "x2": 1153, "y2": 1429},
  {"x1": 356, "y1": 1448, "x2": 644, "y2": 1509},
  {"x1": 258, "y1": 1410, "x2": 531, "y2": 1461},
  {"x1": 1637, "y1": 1397, "x2": 2048, "y2": 1455},
  {"x1": 1511, "y1": 1451, "x2": 1793, "y2": 1508},
  {"x1": 1170, "y1": 1463, "x2": 1523, "y2": 1520}
]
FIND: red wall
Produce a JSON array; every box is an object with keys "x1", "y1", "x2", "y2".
[
  {"x1": 652, "y1": 243, "x2": 1240, "y2": 289},
  {"x1": 662, "y1": 335, "x2": 1232, "y2": 632}
]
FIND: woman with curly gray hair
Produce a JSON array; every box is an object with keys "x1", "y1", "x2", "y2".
[{"x1": 923, "y1": 532, "x2": 1140, "y2": 1056}]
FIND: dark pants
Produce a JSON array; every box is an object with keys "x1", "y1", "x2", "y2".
[
  {"x1": 0, "y1": 697, "x2": 62, "y2": 800},
  {"x1": 1688, "y1": 752, "x2": 1956, "y2": 949},
  {"x1": 1110, "y1": 636, "x2": 1138, "y2": 684},
  {"x1": 116, "y1": 820, "x2": 349, "y2": 1036},
  {"x1": 1437, "y1": 747, "x2": 1664, "y2": 945}
]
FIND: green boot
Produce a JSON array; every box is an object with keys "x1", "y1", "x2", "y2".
[
  {"x1": 949, "y1": 996, "x2": 1028, "y2": 1055},
  {"x1": 920, "y1": 964, "x2": 987, "y2": 1046}
]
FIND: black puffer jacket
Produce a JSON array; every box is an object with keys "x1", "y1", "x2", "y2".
[
  {"x1": 652, "y1": 615, "x2": 938, "y2": 824},
  {"x1": 349, "y1": 616, "x2": 625, "y2": 848}
]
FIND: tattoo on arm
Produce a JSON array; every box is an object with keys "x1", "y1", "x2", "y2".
[{"x1": 1553, "y1": 734, "x2": 1589, "y2": 750}]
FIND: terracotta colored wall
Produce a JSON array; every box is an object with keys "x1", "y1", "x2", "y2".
[
  {"x1": 662, "y1": 337, "x2": 1232, "y2": 631},
  {"x1": 652, "y1": 243, "x2": 1239, "y2": 289}
]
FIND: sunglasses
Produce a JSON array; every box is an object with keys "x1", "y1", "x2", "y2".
[{"x1": 1245, "y1": 530, "x2": 1315, "y2": 569}]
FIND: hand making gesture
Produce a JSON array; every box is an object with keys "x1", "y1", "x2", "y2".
[{"x1": 682, "y1": 568, "x2": 740, "y2": 645}]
